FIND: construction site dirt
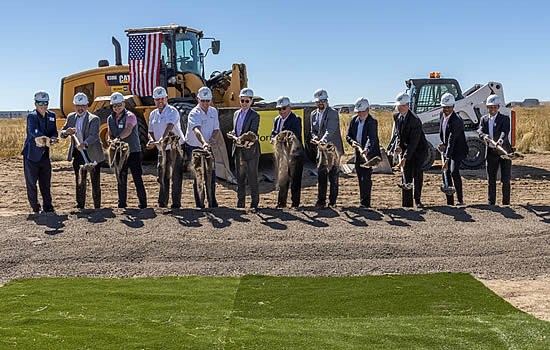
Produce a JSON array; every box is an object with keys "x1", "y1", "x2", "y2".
[{"x1": 0, "y1": 153, "x2": 548, "y2": 322}]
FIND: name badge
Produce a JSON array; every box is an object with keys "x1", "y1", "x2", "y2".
[
  {"x1": 118, "y1": 123, "x2": 124, "y2": 129},
  {"x1": 49, "y1": 117, "x2": 55, "y2": 122}
]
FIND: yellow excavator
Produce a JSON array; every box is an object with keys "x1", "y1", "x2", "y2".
[
  {"x1": 53, "y1": 25, "x2": 254, "y2": 181},
  {"x1": 55, "y1": 25, "x2": 247, "y2": 155}
]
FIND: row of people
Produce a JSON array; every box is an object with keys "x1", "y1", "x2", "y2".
[{"x1": 21, "y1": 87, "x2": 512, "y2": 213}]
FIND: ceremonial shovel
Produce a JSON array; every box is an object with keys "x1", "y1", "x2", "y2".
[
  {"x1": 397, "y1": 153, "x2": 414, "y2": 190},
  {"x1": 71, "y1": 135, "x2": 97, "y2": 171},
  {"x1": 439, "y1": 151, "x2": 456, "y2": 196}
]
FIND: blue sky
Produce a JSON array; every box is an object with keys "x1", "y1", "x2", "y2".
[{"x1": 1, "y1": 0, "x2": 548, "y2": 110}]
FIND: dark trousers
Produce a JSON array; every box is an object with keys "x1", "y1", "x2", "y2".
[
  {"x1": 278, "y1": 155, "x2": 304, "y2": 207},
  {"x1": 185, "y1": 145, "x2": 218, "y2": 208},
  {"x1": 116, "y1": 152, "x2": 147, "y2": 208},
  {"x1": 443, "y1": 159, "x2": 464, "y2": 205},
  {"x1": 24, "y1": 153, "x2": 53, "y2": 212},
  {"x1": 355, "y1": 164, "x2": 373, "y2": 207},
  {"x1": 73, "y1": 150, "x2": 101, "y2": 209},
  {"x1": 317, "y1": 166, "x2": 339, "y2": 205},
  {"x1": 402, "y1": 157, "x2": 424, "y2": 207},
  {"x1": 157, "y1": 149, "x2": 184, "y2": 208},
  {"x1": 235, "y1": 150, "x2": 259, "y2": 208},
  {"x1": 486, "y1": 149, "x2": 512, "y2": 205}
]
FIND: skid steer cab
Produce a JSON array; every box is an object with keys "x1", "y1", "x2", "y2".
[{"x1": 392, "y1": 73, "x2": 516, "y2": 170}]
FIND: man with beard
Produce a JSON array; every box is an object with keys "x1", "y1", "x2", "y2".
[{"x1": 60, "y1": 93, "x2": 105, "y2": 209}]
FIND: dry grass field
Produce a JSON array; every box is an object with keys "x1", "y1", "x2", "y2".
[
  {"x1": 514, "y1": 106, "x2": 550, "y2": 153},
  {"x1": 0, "y1": 118, "x2": 70, "y2": 160},
  {"x1": 3, "y1": 106, "x2": 547, "y2": 159}
]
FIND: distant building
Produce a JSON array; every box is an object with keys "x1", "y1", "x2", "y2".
[
  {"x1": 0, "y1": 111, "x2": 31, "y2": 118},
  {"x1": 507, "y1": 99, "x2": 540, "y2": 108}
]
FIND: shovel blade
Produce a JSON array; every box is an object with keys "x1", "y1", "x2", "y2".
[
  {"x1": 440, "y1": 186, "x2": 456, "y2": 195},
  {"x1": 398, "y1": 183, "x2": 414, "y2": 190},
  {"x1": 505, "y1": 153, "x2": 523, "y2": 160},
  {"x1": 360, "y1": 156, "x2": 382, "y2": 169}
]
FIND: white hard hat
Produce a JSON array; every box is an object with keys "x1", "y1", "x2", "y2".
[
  {"x1": 276, "y1": 96, "x2": 291, "y2": 108},
  {"x1": 394, "y1": 92, "x2": 410, "y2": 105},
  {"x1": 354, "y1": 97, "x2": 370, "y2": 112},
  {"x1": 110, "y1": 92, "x2": 124, "y2": 105},
  {"x1": 34, "y1": 90, "x2": 49, "y2": 102},
  {"x1": 239, "y1": 88, "x2": 254, "y2": 98},
  {"x1": 486, "y1": 94, "x2": 501, "y2": 106},
  {"x1": 73, "y1": 92, "x2": 89, "y2": 105},
  {"x1": 153, "y1": 86, "x2": 168, "y2": 99},
  {"x1": 313, "y1": 88, "x2": 328, "y2": 102},
  {"x1": 440, "y1": 93, "x2": 455, "y2": 107},
  {"x1": 197, "y1": 87, "x2": 213, "y2": 100}
]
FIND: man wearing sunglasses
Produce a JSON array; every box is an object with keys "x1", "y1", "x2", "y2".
[
  {"x1": 270, "y1": 96, "x2": 304, "y2": 208},
  {"x1": 146, "y1": 86, "x2": 186, "y2": 208},
  {"x1": 230, "y1": 88, "x2": 260, "y2": 209},
  {"x1": 310, "y1": 89, "x2": 344, "y2": 208},
  {"x1": 107, "y1": 92, "x2": 147, "y2": 209},
  {"x1": 21, "y1": 90, "x2": 59, "y2": 213},
  {"x1": 60, "y1": 93, "x2": 105, "y2": 209},
  {"x1": 185, "y1": 86, "x2": 220, "y2": 208}
]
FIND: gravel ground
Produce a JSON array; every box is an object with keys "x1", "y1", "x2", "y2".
[{"x1": 0, "y1": 154, "x2": 548, "y2": 321}]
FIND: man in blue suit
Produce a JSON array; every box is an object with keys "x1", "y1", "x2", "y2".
[
  {"x1": 270, "y1": 96, "x2": 304, "y2": 208},
  {"x1": 438, "y1": 93, "x2": 469, "y2": 206},
  {"x1": 21, "y1": 91, "x2": 58, "y2": 213},
  {"x1": 346, "y1": 98, "x2": 381, "y2": 208}
]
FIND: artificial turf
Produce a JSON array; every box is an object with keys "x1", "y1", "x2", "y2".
[{"x1": 0, "y1": 273, "x2": 547, "y2": 349}]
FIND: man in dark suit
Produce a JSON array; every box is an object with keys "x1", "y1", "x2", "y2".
[
  {"x1": 478, "y1": 94, "x2": 512, "y2": 205},
  {"x1": 21, "y1": 90, "x2": 59, "y2": 213},
  {"x1": 310, "y1": 89, "x2": 344, "y2": 208},
  {"x1": 346, "y1": 97, "x2": 381, "y2": 208},
  {"x1": 231, "y1": 88, "x2": 260, "y2": 209},
  {"x1": 60, "y1": 93, "x2": 105, "y2": 209},
  {"x1": 270, "y1": 96, "x2": 304, "y2": 208},
  {"x1": 438, "y1": 93, "x2": 469, "y2": 206},
  {"x1": 391, "y1": 92, "x2": 429, "y2": 208}
]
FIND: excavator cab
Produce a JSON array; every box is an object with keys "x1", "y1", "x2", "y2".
[{"x1": 126, "y1": 26, "x2": 220, "y2": 103}]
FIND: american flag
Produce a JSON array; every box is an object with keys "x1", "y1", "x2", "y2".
[{"x1": 129, "y1": 33, "x2": 162, "y2": 97}]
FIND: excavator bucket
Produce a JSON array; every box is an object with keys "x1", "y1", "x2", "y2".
[{"x1": 211, "y1": 132, "x2": 237, "y2": 184}]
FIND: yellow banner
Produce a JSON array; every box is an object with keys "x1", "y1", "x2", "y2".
[{"x1": 257, "y1": 108, "x2": 305, "y2": 154}]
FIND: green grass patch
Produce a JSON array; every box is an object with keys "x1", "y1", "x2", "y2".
[{"x1": 0, "y1": 273, "x2": 547, "y2": 349}]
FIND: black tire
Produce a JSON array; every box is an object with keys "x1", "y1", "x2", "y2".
[
  {"x1": 421, "y1": 144, "x2": 437, "y2": 171},
  {"x1": 461, "y1": 137, "x2": 486, "y2": 169},
  {"x1": 171, "y1": 101, "x2": 195, "y2": 136},
  {"x1": 136, "y1": 113, "x2": 156, "y2": 160},
  {"x1": 302, "y1": 107, "x2": 316, "y2": 162}
]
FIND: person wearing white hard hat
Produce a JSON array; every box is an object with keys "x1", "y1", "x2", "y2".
[
  {"x1": 270, "y1": 96, "x2": 305, "y2": 208},
  {"x1": 146, "y1": 86, "x2": 186, "y2": 208},
  {"x1": 310, "y1": 89, "x2": 344, "y2": 208},
  {"x1": 21, "y1": 90, "x2": 59, "y2": 213},
  {"x1": 438, "y1": 93, "x2": 469, "y2": 206},
  {"x1": 185, "y1": 86, "x2": 220, "y2": 208},
  {"x1": 478, "y1": 94, "x2": 512, "y2": 205},
  {"x1": 60, "y1": 92, "x2": 105, "y2": 209},
  {"x1": 229, "y1": 88, "x2": 260, "y2": 209},
  {"x1": 390, "y1": 92, "x2": 429, "y2": 208},
  {"x1": 345, "y1": 97, "x2": 381, "y2": 208},
  {"x1": 107, "y1": 92, "x2": 147, "y2": 209}
]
